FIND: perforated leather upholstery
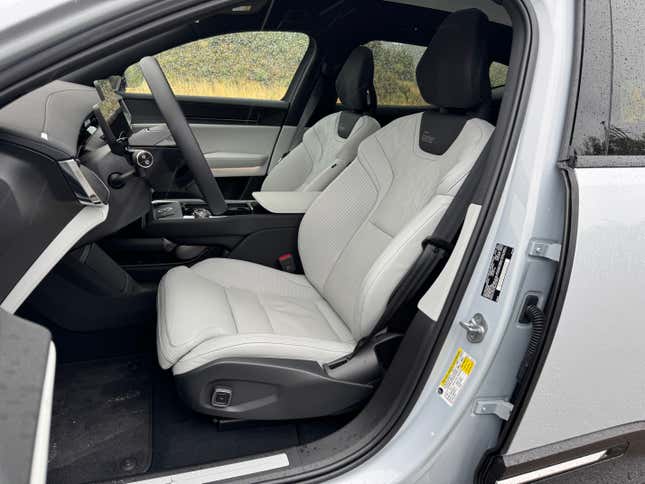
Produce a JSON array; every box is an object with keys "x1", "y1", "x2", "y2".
[
  {"x1": 158, "y1": 9, "x2": 495, "y2": 377},
  {"x1": 158, "y1": 259, "x2": 355, "y2": 374},
  {"x1": 261, "y1": 46, "x2": 380, "y2": 192},
  {"x1": 261, "y1": 112, "x2": 380, "y2": 192}
]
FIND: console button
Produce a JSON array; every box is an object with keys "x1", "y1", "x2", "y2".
[
  {"x1": 212, "y1": 387, "x2": 232, "y2": 407},
  {"x1": 192, "y1": 208, "x2": 212, "y2": 219},
  {"x1": 134, "y1": 150, "x2": 154, "y2": 169}
]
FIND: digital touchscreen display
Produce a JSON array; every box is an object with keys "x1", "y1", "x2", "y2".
[
  {"x1": 97, "y1": 95, "x2": 121, "y2": 124},
  {"x1": 93, "y1": 78, "x2": 132, "y2": 154},
  {"x1": 94, "y1": 79, "x2": 117, "y2": 101}
]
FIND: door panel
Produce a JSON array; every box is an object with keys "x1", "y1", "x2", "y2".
[
  {"x1": 125, "y1": 93, "x2": 291, "y2": 197},
  {"x1": 133, "y1": 121, "x2": 282, "y2": 177},
  {"x1": 125, "y1": 93, "x2": 288, "y2": 126}
]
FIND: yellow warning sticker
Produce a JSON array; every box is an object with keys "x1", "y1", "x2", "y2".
[{"x1": 438, "y1": 348, "x2": 476, "y2": 406}]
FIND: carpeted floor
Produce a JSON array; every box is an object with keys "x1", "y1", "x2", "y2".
[
  {"x1": 47, "y1": 357, "x2": 153, "y2": 484},
  {"x1": 47, "y1": 355, "x2": 352, "y2": 483}
]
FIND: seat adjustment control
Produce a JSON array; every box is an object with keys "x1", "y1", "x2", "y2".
[{"x1": 212, "y1": 387, "x2": 232, "y2": 407}]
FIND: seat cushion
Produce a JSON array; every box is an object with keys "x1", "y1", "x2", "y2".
[{"x1": 157, "y1": 258, "x2": 355, "y2": 375}]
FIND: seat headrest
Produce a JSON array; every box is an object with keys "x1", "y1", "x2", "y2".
[
  {"x1": 416, "y1": 9, "x2": 492, "y2": 110},
  {"x1": 336, "y1": 46, "x2": 377, "y2": 112}
]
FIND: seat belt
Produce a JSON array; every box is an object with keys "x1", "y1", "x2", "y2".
[
  {"x1": 350, "y1": 137, "x2": 494, "y2": 356},
  {"x1": 283, "y1": 78, "x2": 325, "y2": 156}
]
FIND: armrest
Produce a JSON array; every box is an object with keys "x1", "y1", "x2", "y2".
[{"x1": 252, "y1": 191, "x2": 321, "y2": 214}]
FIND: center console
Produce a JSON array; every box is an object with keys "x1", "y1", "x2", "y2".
[
  {"x1": 152, "y1": 199, "x2": 260, "y2": 221},
  {"x1": 144, "y1": 197, "x2": 304, "y2": 269}
]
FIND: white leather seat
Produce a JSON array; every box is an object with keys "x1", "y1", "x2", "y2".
[
  {"x1": 158, "y1": 9, "x2": 495, "y2": 418},
  {"x1": 261, "y1": 46, "x2": 380, "y2": 192},
  {"x1": 158, "y1": 258, "x2": 355, "y2": 375}
]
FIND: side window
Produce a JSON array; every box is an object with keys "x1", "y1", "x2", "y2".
[
  {"x1": 489, "y1": 62, "x2": 509, "y2": 88},
  {"x1": 572, "y1": 0, "x2": 645, "y2": 156},
  {"x1": 365, "y1": 41, "x2": 427, "y2": 106},
  {"x1": 124, "y1": 31, "x2": 310, "y2": 101},
  {"x1": 608, "y1": 0, "x2": 645, "y2": 155},
  {"x1": 365, "y1": 41, "x2": 509, "y2": 106}
]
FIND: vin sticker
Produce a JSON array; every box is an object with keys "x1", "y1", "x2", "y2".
[
  {"x1": 438, "y1": 348, "x2": 476, "y2": 406},
  {"x1": 482, "y1": 243, "x2": 514, "y2": 302}
]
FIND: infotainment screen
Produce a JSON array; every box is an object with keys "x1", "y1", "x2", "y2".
[{"x1": 93, "y1": 79, "x2": 132, "y2": 154}]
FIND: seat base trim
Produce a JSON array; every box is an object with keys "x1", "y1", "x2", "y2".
[{"x1": 175, "y1": 357, "x2": 375, "y2": 420}]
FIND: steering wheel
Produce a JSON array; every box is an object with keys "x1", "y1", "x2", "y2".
[{"x1": 139, "y1": 57, "x2": 228, "y2": 215}]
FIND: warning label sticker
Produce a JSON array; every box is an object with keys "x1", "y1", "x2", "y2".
[
  {"x1": 482, "y1": 243, "x2": 514, "y2": 302},
  {"x1": 438, "y1": 348, "x2": 476, "y2": 407}
]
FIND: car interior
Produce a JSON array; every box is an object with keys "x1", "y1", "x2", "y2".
[{"x1": 0, "y1": 0, "x2": 517, "y2": 482}]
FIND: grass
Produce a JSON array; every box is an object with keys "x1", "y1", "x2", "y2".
[{"x1": 127, "y1": 79, "x2": 288, "y2": 100}]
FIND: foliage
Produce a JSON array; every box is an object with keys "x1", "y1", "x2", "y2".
[
  {"x1": 124, "y1": 34, "x2": 508, "y2": 106},
  {"x1": 367, "y1": 41, "x2": 427, "y2": 106},
  {"x1": 125, "y1": 32, "x2": 309, "y2": 100},
  {"x1": 489, "y1": 62, "x2": 508, "y2": 88}
]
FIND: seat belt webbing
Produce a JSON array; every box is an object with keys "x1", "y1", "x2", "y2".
[{"x1": 285, "y1": 78, "x2": 325, "y2": 156}]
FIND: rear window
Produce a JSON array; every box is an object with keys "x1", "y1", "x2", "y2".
[
  {"x1": 490, "y1": 62, "x2": 508, "y2": 88},
  {"x1": 365, "y1": 41, "x2": 509, "y2": 106},
  {"x1": 365, "y1": 40, "x2": 427, "y2": 106}
]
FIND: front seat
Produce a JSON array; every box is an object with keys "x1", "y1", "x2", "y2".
[
  {"x1": 260, "y1": 46, "x2": 381, "y2": 192},
  {"x1": 158, "y1": 9, "x2": 495, "y2": 420}
]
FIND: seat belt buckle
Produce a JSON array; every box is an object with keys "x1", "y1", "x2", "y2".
[{"x1": 278, "y1": 253, "x2": 297, "y2": 273}]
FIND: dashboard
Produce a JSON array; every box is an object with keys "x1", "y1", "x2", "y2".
[{"x1": 0, "y1": 79, "x2": 154, "y2": 309}]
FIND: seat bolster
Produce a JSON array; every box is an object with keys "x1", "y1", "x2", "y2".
[
  {"x1": 157, "y1": 266, "x2": 237, "y2": 369},
  {"x1": 261, "y1": 142, "x2": 315, "y2": 191},
  {"x1": 299, "y1": 115, "x2": 380, "y2": 192},
  {"x1": 172, "y1": 334, "x2": 356, "y2": 375},
  {"x1": 354, "y1": 194, "x2": 454, "y2": 336}
]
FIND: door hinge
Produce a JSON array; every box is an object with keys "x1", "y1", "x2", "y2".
[
  {"x1": 474, "y1": 399, "x2": 514, "y2": 421},
  {"x1": 528, "y1": 240, "x2": 561, "y2": 262}
]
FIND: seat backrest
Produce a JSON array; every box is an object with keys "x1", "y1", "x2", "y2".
[
  {"x1": 298, "y1": 9, "x2": 495, "y2": 340},
  {"x1": 261, "y1": 47, "x2": 380, "y2": 192}
]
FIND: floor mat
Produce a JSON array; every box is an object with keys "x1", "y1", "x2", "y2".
[
  {"x1": 47, "y1": 357, "x2": 153, "y2": 484},
  {"x1": 47, "y1": 355, "x2": 352, "y2": 482}
]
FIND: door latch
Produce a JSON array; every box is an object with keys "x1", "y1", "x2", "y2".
[{"x1": 459, "y1": 313, "x2": 487, "y2": 343}]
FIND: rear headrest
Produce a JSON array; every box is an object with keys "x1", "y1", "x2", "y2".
[
  {"x1": 416, "y1": 9, "x2": 492, "y2": 110},
  {"x1": 336, "y1": 46, "x2": 377, "y2": 112}
]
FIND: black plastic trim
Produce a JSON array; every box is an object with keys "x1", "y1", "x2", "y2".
[
  {"x1": 125, "y1": 93, "x2": 289, "y2": 126},
  {"x1": 573, "y1": 154, "x2": 645, "y2": 168},
  {"x1": 175, "y1": 357, "x2": 374, "y2": 420},
  {"x1": 0, "y1": 143, "x2": 83, "y2": 301},
  {"x1": 144, "y1": 212, "x2": 303, "y2": 247}
]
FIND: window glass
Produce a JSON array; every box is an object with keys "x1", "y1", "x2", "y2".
[
  {"x1": 608, "y1": 0, "x2": 645, "y2": 155},
  {"x1": 489, "y1": 62, "x2": 508, "y2": 88},
  {"x1": 572, "y1": 0, "x2": 645, "y2": 156},
  {"x1": 365, "y1": 41, "x2": 509, "y2": 106},
  {"x1": 366, "y1": 41, "x2": 427, "y2": 106},
  {"x1": 124, "y1": 31, "x2": 309, "y2": 100}
]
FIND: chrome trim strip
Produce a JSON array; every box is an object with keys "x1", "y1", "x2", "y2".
[
  {"x1": 497, "y1": 450, "x2": 609, "y2": 484},
  {"x1": 58, "y1": 159, "x2": 106, "y2": 206},
  {"x1": 131, "y1": 453, "x2": 289, "y2": 483}
]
